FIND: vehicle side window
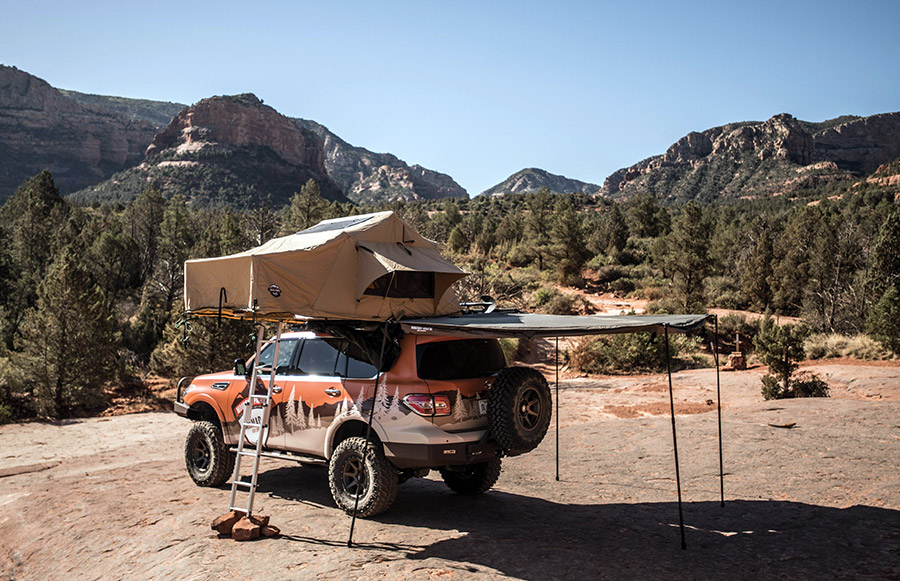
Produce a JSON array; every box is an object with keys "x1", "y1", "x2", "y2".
[
  {"x1": 344, "y1": 341, "x2": 378, "y2": 378},
  {"x1": 296, "y1": 338, "x2": 343, "y2": 376},
  {"x1": 416, "y1": 339, "x2": 506, "y2": 380},
  {"x1": 255, "y1": 338, "x2": 299, "y2": 375}
]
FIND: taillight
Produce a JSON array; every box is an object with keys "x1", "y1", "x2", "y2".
[{"x1": 402, "y1": 394, "x2": 452, "y2": 417}]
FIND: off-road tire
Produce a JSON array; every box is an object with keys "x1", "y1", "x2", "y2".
[
  {"x1": 488, "y1": 366, "x2": 552, "y2": 454},
  {"x1": 185, "y1": 420, "x2": 234, "y2": 487},
  {"x1": 439, "y1": 457, "x2": 502, "y2": 495},
  {"x1": 328, "y1": 437, "x2": 399, "y2": 518}
]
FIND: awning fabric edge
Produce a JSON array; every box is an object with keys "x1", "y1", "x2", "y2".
[{"x1": 398, "y1": 312, "x2": 712, "y2": 339}]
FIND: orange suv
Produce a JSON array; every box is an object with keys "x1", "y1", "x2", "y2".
[{"x1": 175, "y1": 329, "x2": 552, "y2": 516}]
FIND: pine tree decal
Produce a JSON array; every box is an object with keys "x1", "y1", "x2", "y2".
[
  {"x1": 286, "y1": 386, "x2": 297, "y2": 430},
  {"x1": 296, "y1": 395, "x2": 307, "y2": 430},
  {"x1": 353, "y1": 390, "x2": 365, "y2": 415},
  {"x1": 308, "y1": 405, "x2": 315, "y2": 429},
  {"x1": 376, "y1": 377, "x2": 390, "y2": 421},
  {"x1": 452, "y1": 390, "x2": 467, "y2": 422},
  {"x1": 388, "y1": 387, "x2": 402, "y2": 420},
  {"x1": 316, "y1": 414, "x2": 322, "y2": 429}
]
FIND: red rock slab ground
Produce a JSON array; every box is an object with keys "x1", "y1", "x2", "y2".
[{"x1": 1, "y1": 365, "x2": 899, "y2": 580}]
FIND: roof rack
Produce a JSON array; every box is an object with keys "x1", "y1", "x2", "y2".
[{"x1": 460, "y1": 295, "x2": 498, "y2": 314}]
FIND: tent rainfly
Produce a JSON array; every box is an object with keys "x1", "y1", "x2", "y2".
[{"x1": 183, "y1": 211, "x2": 467, "y2": 321}]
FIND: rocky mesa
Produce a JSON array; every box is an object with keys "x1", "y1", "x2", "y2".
[
  {"x1": 0, "y1": 65, "x2": 160, "y2": 203},
  {"x1": 74, "y1": 93, "x2": 345, "y2": 208},
  {"x1": 602, "y1": 112, "x2": 900, "y2": 201}
]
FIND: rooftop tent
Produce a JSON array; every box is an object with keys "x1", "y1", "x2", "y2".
[{"x1": 183, "y1": 211, "x2": 467, "y2": 321}]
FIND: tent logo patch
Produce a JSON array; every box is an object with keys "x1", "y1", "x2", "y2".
[{"x1": 268, "y1": 284, "x2": 282, "y2": 297}]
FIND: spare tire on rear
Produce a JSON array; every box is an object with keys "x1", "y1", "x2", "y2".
[{"x1": 487, "y1": 366, "x2": 552, "y2": 455}]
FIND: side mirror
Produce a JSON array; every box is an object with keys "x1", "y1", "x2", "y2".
[{"x1": 234, "y1": 358, "x2": 247, "y2": 376}]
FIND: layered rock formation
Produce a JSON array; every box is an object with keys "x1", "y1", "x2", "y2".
[
  {"x1": 480, "y1": 168, "x2": 600, "y2": 196},
  {"x1": 0, "y1": 65, "x2": 160, "y2": 202},
  {"x1": 296, "y1": 119, "x2": 467, "y2": 203},
  {"x1": 602, "y1": 112, "x2": 900, "y2": 200},
  {"x1": 58, "y1": 90, "x2": 185, "y2": 128},
  {"x1": 3, "y1": 65, "x2": 465, "y2": 207},
  {"x1": 75, "y1": 94, "x2": 344, "y2": 207}
]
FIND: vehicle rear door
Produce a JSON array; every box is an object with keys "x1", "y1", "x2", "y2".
[{"x1": 281, "y1": 338, "x2": 347, "y2": 456}]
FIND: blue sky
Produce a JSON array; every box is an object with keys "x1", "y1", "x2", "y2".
[{"x1": 3, "y1": 0, "x2": 899, "y2": 196}]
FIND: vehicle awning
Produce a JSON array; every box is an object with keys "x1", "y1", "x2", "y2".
[{"x1": 399, "y1": 311, "x2": 711, "y2": 339}]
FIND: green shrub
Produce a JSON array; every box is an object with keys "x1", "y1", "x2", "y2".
[
  {"x1": 867, "y1": 284, "x2": 900, "y2": 355},
  {"x1": 595, "y1": 265, "x2": 627, "y2": 284},
  {"x1": 569, "y1": 332, "x2": 703, "y2": 374},
  {"x1": 531, "y1": 286, "x2": 593, "y2": 315},
  {"x1": 0, "y1": 401, "x2": 13, "y2": 425},
  {"x1": 570, "y1": 332, "x2": 671, "y2": 374},
  {"x1": 609, "y1": 277, "x2": 635, "y2": 294},
  {"x1": 792, "y1": 372, "x2": 830, "y2": 397},
  {"x1": 762, "y1": 371, "x2": 829, "y2": 400},
  {"x1": 499, "y1": 338, "x2": 519, "y2": 362},
  {"x1": 586, "y1": 254, "x2": 613, "y2": 269},
  {"x1": 717, "y1": 313, "x2": 758, "y2": 338},
  {"x1": 755, "y1": 316, "x2": 828, "y2": 400},
  {"x1": 804, "y1": 333, "x2": 892, "y2": 360},
  {"x1": 704, "y1": 276, "x2": 747, "y2": 310}
]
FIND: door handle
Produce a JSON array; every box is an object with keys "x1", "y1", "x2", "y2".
[
  {"x1": 324, "y1": 388, "x2": 341, "y2": 397},
  {"x1": 272, "y1": 386, "x2": 282, "y2": 394}
]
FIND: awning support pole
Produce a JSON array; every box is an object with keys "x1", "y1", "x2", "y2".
[
  {"x1": 714, "y1": 314, "x2": 724, "y2": 507},
  {"x1": 348, "y1": 320, "x2": 391, "y2": 548},
  {"x1": 555, "y1": 336, "x2": 560, "y2": 482},
  {"x1": 664, "y1": 324, "x2": 687, "y2": 550}
]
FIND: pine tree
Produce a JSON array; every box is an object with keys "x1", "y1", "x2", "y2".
[
  {"x1": 604, "y1": 204, "x2": 628, "y2": 254},
  {"x1": 281, "y1": 179, "x2": 327, "y2": 234},
  {"x1": 0, "y1": 171, "x2": 66, "y2": 347},
  {"x1": 741, "y1": 226, "x2": 774, "y2": 311},
  {"x1": 551, "y1": 196, "x2": 588, "y2": 283},
  {"x1": 524, "y1": 188, "x2": 554, "y2": 270},
  {"x1": 867, "y1": 284, "x2": 900, "y2": 355},
  {"x1": 665, "y1": 202, "x2": 711, "y2": 310},
  {"x1": 124, "y1": 187, "x2": 166, "y2": 284},
  {"x1": 872, "y1": 209, "x2": 900, "y2": 291},
  {"x1": 15, "y1": 247, "x2": 116, "y2": 419}
]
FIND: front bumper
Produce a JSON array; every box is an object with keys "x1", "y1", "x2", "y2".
[{"x1": 174, "y1": 400, "x2": 190, "y2": 418}]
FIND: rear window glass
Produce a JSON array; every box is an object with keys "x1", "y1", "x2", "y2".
[
  {"x1": 416, "y1": 339, "x2": 506, "y2": 380},
  {"x1": 297, "y1": 339, "x2": 343, "y2": 376}
]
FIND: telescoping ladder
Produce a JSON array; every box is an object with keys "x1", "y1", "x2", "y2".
[{"x1": 228, "y1": 321, "x2": 284, "y2": 516}]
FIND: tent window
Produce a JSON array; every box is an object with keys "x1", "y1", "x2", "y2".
[{"x1": 364, "y1": 272, "x2": 434, "y2": 298}]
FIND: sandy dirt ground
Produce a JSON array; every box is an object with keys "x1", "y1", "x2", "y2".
[{"x1": 1, "y1": 361, "x2": 899, "y2": 580}]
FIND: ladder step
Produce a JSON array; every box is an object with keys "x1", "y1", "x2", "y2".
[
  {"x1": 231, "y1": 480, "x2": 255, "y2": 488},
  {"x1": 239, "y1": 450, "x2": 258, "y2": 457},
  {"x1": 249, "y1": 394, "x2": 270, "y2": 400},
  {"x1": 240, "y1": 421, "x2": 267, "y2": 428}
]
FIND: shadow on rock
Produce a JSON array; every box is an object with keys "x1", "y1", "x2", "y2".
[{"x1": 256, "y1": 467, "x2": 900, "y2": 579}]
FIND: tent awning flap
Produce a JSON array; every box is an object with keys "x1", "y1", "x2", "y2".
[{"x1": 400, "y1": 312, "x2": 711, "y2": 339}]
